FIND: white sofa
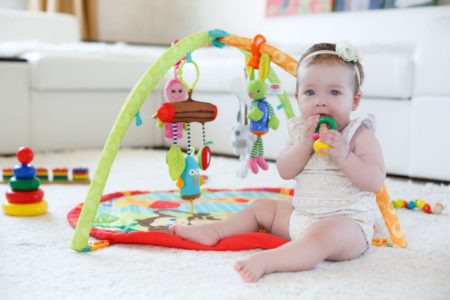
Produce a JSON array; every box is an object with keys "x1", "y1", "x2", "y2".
[{"x1": 1, "y1": 7, "x2": 450, "y2": 182}]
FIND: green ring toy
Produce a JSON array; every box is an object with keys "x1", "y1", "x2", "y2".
[{"x1": 315, "y1": 116, "x2": 337, "y2": 132}]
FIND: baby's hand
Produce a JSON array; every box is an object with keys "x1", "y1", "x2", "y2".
[
  {"x1": 319, "y1": 129, "x2": 349, "y2": 164},
  {"x1": 302, "y1": 115, "x2": 320, "y2": 148}
]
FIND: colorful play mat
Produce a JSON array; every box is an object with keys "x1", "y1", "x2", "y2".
[{"x1": 68, "y1": 188, "x2": 293, "y2": 251}]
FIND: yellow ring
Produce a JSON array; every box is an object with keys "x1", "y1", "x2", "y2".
[
  {"x1": 313, "y1": 140, "x2": 330, "y2": 156},
  {"x1": 3, "y1": 200, "x2": 48, "y2": 216}
]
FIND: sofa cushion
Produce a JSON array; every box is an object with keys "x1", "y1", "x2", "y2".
[
  {"x1": 361, "y1": 52, "x2": 413, "y2": 99},
  {"x1": 22, "y1": 44, "x2": 168, "y2": 91},
  {"x1": 410, "y1": 96, "x2": 450, "y2": 181},
  {"x1": 414, "y1": 17, "x2": 450, "y2": 97}
]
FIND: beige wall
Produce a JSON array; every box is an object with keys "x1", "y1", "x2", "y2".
[{"x1": 96, "y1": 0, "x2": 266, "y2": 45}]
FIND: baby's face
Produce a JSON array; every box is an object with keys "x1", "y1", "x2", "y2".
[{"x1": 296, "y1": 62, "x2": 359, "y2": 130}]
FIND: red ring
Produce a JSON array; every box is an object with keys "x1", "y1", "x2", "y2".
[{"x1": 5, "y1": 189, "x2": 44, "y2": 204}]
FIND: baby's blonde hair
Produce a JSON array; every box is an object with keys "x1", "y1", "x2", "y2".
[{"x1": 296, "y1": 43, "x2": 364, "y2": 95}]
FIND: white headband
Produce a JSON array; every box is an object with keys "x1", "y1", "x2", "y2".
[{"x1": 299, "y1": 42, "x2": 362, "y2": 86}]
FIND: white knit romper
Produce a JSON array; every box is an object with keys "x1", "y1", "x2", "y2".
[{"x1": 288, "y1": 114, "x2": 379, "y2": 246}]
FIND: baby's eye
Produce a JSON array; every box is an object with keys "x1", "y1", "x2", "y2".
[
  {"x1": 171, "y1": 89, "x2": 176, "y2": 93},
  {"x1": 304, "y1": 90, "x2": 315, "y2": 96},
  {"x1": 331, "y1": 90, "x2": 341, "y2": 96},
  {"x1": 178, "y1": 89, "x2": 183, "y2": 93}
]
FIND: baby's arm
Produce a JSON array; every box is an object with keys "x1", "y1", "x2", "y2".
[
  {"x1": 276, "y1": 115, "x2": 319, "y2": 179},
  {"x1": 276, "y1": 141, "x2": 312, "y2": 180},
  {"x1": 323, "y1": 126, "x2": 386, "y2": 192}
]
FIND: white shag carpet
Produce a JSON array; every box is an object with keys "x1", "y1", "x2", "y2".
[{"x1": 1, "y1": 148, "x2": 449, "y2": 300}]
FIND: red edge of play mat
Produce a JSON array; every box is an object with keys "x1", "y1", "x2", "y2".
[{"x1": 67, "y1": 188, "x2": 292, "y2": 251}]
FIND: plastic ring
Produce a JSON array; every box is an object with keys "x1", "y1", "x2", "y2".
[
  {"x1": 313, "y1": 139, "x2": 330, "y2": 156},
  {"x1": 315, "y1": 116, "x2": 337, "y2": 133},
  {"x1": 176, "y1": 59, "x2": 200, "y2": 92},
  {"x1": 3, "y1": 200, "x2": 48, "y2": 216},
  {"x1": 13, "y1": 164, "x2": 36, "y2": 179},
  {"x1": 9, "y1": 177, "x2": 40, "y2": 191},
  {"x1": 6, "y1": 189, "x2": 44, "y2": 204}
]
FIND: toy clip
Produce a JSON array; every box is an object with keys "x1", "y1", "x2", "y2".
[
  {"x1": 81, "y1": 240, "x2": 111, "y2": 252},
  {"x1": 208, "y1": 29, "x2": 230, "y2": 48},
  {"x1": 247, "y1": 34, "x2": 267, "y2": 69}
]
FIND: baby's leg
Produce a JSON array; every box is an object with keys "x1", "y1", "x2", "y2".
[
  {"x1": 234, "y1": 215, "x2": 367, "y2": 282},
  {"x1": 171, "y1": 199, "x2": 293, "y2": 246}
]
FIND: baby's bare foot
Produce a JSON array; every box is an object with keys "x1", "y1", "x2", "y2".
[
  {"x1": 234, "y1": 253, "x2": 268, "y2": 282},
  {"x1": 170, "y1": 224, "x2": 221, "y2": 246}
]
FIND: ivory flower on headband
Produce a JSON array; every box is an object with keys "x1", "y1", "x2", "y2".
[{"x1": 335, "y1": 41, "x2": 362, "y2": 65}]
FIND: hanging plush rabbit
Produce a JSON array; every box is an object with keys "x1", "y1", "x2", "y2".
[{"x1": 246, "y1": 53, "x2": 279, "y2": 174}]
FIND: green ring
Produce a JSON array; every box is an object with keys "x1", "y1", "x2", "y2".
[
  {"x1": 9, "y1": 177, "x2": 40, "y2": 191},
  {"x1": 177, "y1": 59, "x2": 200, "y2": 92},
  {"x1": 315, "y1": 116, "x2": 337, "y2": 132}
]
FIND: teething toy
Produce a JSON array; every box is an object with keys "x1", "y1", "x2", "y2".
[{"x1": 313, "y1": 116, "x2": 337, "y2": 156}]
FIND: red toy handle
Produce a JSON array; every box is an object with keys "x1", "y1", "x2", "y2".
[{"x1": 155, "y1": 103, "x2": 175, "y2": 123}]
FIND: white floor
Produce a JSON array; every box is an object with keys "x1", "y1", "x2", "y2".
[{"x1": 1, "y1": 148, "x2": 449, "y2": 300}]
